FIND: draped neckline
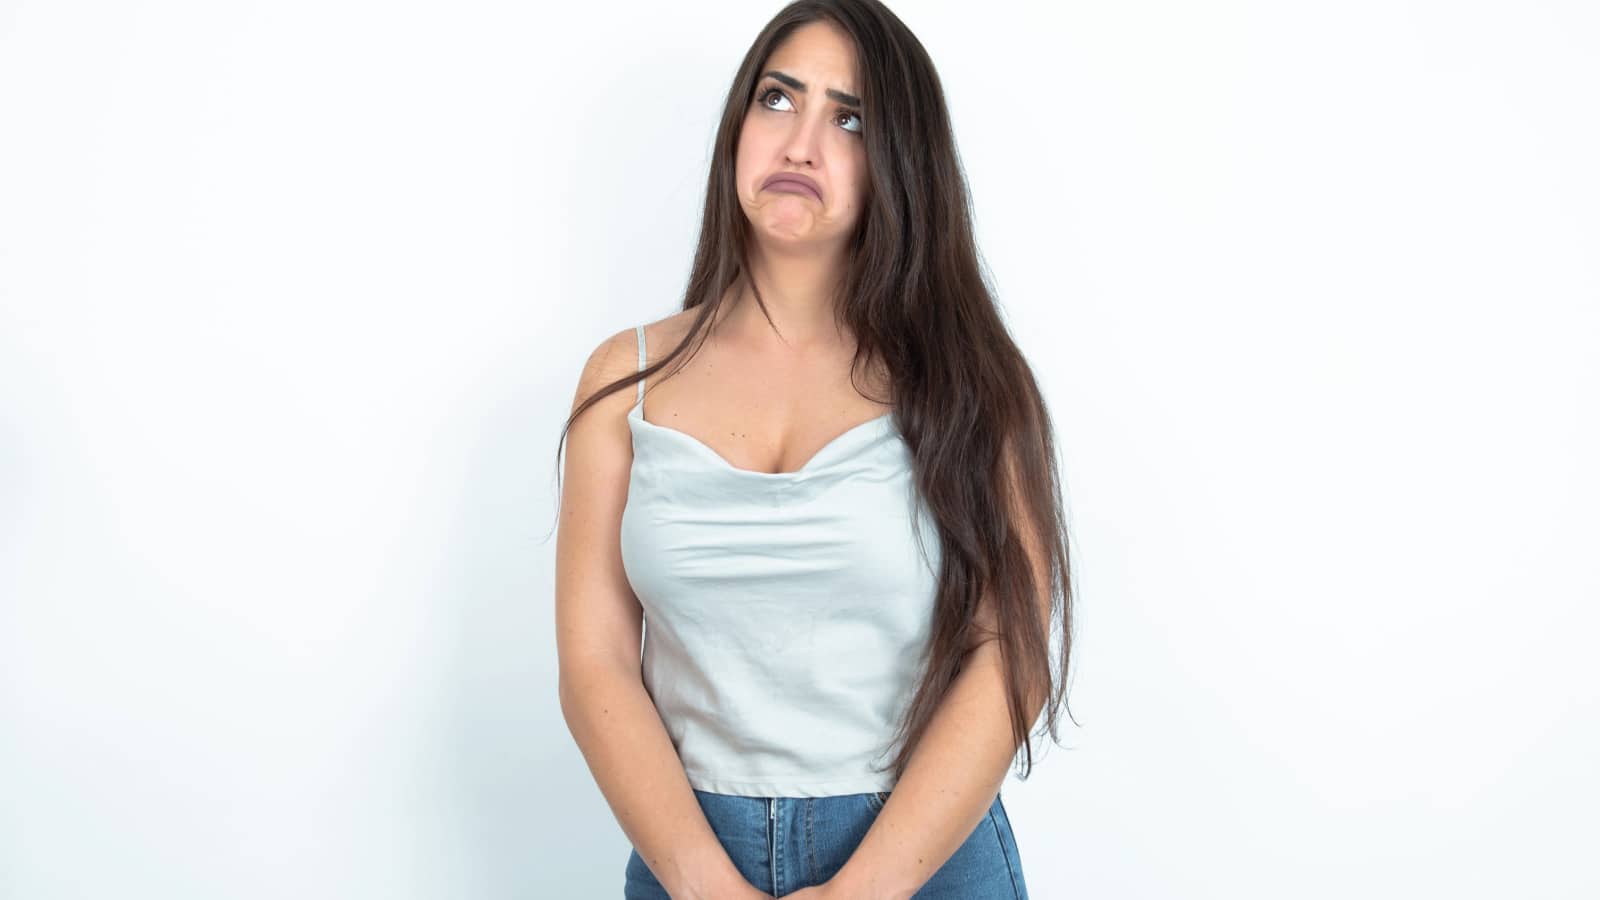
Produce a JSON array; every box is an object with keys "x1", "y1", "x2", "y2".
[{"x1": 628, "y1": 399, "x2": 896, "y2": 479}]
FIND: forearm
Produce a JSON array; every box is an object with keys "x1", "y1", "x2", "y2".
[
  {"x1": 560, "y1": 668, "x2": 744, "y2": 899},
  {"x1": 832, "y1": 644, "x2": 1034, "y2": 900}
]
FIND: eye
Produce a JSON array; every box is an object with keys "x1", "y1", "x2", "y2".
[
  {"x1": 755, "y1": 85, "x2": 865, "y2": 137},
  {"x1": 755, "y1": 86, "x2": 794, "y2": 112}
]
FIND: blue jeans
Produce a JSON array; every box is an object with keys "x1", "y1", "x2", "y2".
[{"x1": 624, "y1": 788, "x2": 1028, "y2": 898}]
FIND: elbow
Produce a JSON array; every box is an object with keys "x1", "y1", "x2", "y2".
[{"x1": 558, "y1": 660, "x2": 641, "y2": 717}]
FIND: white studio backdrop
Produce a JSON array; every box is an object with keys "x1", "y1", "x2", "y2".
[{"x1": 1, "y1": 0, "x2": 1595, "y2": 897}]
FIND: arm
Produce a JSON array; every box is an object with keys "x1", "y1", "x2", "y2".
[
  {"x1": 830, "y1": 442, "x2": 1052, "y2": 900},
  {"x1": 560, "y1": 671, "x2": 755, "y2": 898},
  {"x1": 556, "y1": 328, "x2": 765, "y2": 900},
  {"x1": 826, "y1": 642, "x2": 1042, "y2": 900}
]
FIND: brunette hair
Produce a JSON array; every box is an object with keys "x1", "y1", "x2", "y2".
[{"x1": 556, "y1": 0, "x2": 1075, "y2": 783}]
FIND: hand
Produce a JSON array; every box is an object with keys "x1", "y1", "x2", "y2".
[
  {"x1": 781, "y1": 884, "x2": 837, "y2": 899},
  {"x1": 706, "y1": 878, "x2": 777, "y2": 899},
  {"x1": 676, "y1": 866, "x2": 776, "y2": 899},
  {"x1": 786, "y1": 874, "x2": 899, "y2": 899}
]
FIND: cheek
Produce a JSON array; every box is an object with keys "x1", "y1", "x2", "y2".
[
  {"x1": 840, "y1": 160, "x2": 869, "y2": 209},
  {"x1": 734, "y1": 124, "x2": 773, "y2": 189}
]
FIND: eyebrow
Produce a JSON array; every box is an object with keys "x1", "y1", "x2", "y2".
[{"x1": 760, "y1": 69, "x2": 861, "y2": 108}]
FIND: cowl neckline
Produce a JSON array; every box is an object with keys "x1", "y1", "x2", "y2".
[{"x1": 628, "y1": 399, "x2": 897, "y2": 479}]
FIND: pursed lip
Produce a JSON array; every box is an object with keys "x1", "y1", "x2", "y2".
[{"x1": 762, "y1": 172, "x2": 823, "y2": 202}]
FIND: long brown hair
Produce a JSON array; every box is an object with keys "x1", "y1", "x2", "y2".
[{"x1": 556, "y1": 0, "x2": 1075, "y2": 783}]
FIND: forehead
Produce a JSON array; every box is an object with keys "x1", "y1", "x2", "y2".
[{"x1": 764, "y1": 21, "x2": 860, "y2": 91}]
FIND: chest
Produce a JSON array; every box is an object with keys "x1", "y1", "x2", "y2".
[
  {"x1": 640, "y1": 348, "x2": 894, "y2": 477},
  {"x1": 619, "y1": 417, "x2": 942, "y2": 629}
]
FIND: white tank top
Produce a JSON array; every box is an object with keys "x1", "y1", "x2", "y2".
[{"x1": 619, "y1": 324, "x2": 942, "y2": 797}]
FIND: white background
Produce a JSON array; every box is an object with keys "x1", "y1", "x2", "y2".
[{"x1": 2, "y1": 0, "x2": 1596, "y2": 897}]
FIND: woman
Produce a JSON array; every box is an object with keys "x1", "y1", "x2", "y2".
[{"x1": 555, "y1": 1, "x2": 1074, "y2": 897}]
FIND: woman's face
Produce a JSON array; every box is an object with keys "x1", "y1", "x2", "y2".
[{"x1": 735, "y1": 21, "x2": 869, "y2": 253}]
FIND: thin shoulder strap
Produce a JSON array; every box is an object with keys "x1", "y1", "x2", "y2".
[{"x1": 634, "y1": 324, "x2": 646, "y2": 404}]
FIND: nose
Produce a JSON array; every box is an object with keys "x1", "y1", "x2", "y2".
[{"x1": 781, "y1": 109, "x2": 824, "y2": 168}]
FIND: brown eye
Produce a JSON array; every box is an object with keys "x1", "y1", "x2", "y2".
[{"x1": 756, "y1": 87, "x2": 792, "y2": 111}]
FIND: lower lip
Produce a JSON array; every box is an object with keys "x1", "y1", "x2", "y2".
[{"x1": 766, "y1": 181, "x2": 820, "y2": 201}]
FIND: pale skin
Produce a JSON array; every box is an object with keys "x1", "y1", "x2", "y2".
[{"x1": 559, "y1": 19, "x2": 1047, "y2": 900}]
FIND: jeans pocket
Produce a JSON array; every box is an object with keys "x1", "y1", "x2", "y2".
[{"x1": 864, "y1": 790, "x2": 891, "y2": 812}]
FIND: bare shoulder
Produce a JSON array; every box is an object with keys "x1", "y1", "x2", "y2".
[
  {"x1": 640, "y1": 308, "x2": 701, "y2": 362},
  {"x1": 580, "y1": 311, "x2": 697, "y2": 385},
  {"x1": 572, "y1": 325, "x2": 642, "y2": 415},
  {"x1": 603, "y1": 310, "x2": 707, "y2": 394},
  {"x1": 560, "y1": 324, "x2": 646, "y2": 522}
]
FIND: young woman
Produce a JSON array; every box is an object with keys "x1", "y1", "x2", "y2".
[{"x1": 555, "y1": 1, "x2": 1074, "y2": 897}]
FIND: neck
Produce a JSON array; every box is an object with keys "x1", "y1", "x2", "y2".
[{"x1": 723, "y1": 244, "x2": 852, "y2": 350}]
